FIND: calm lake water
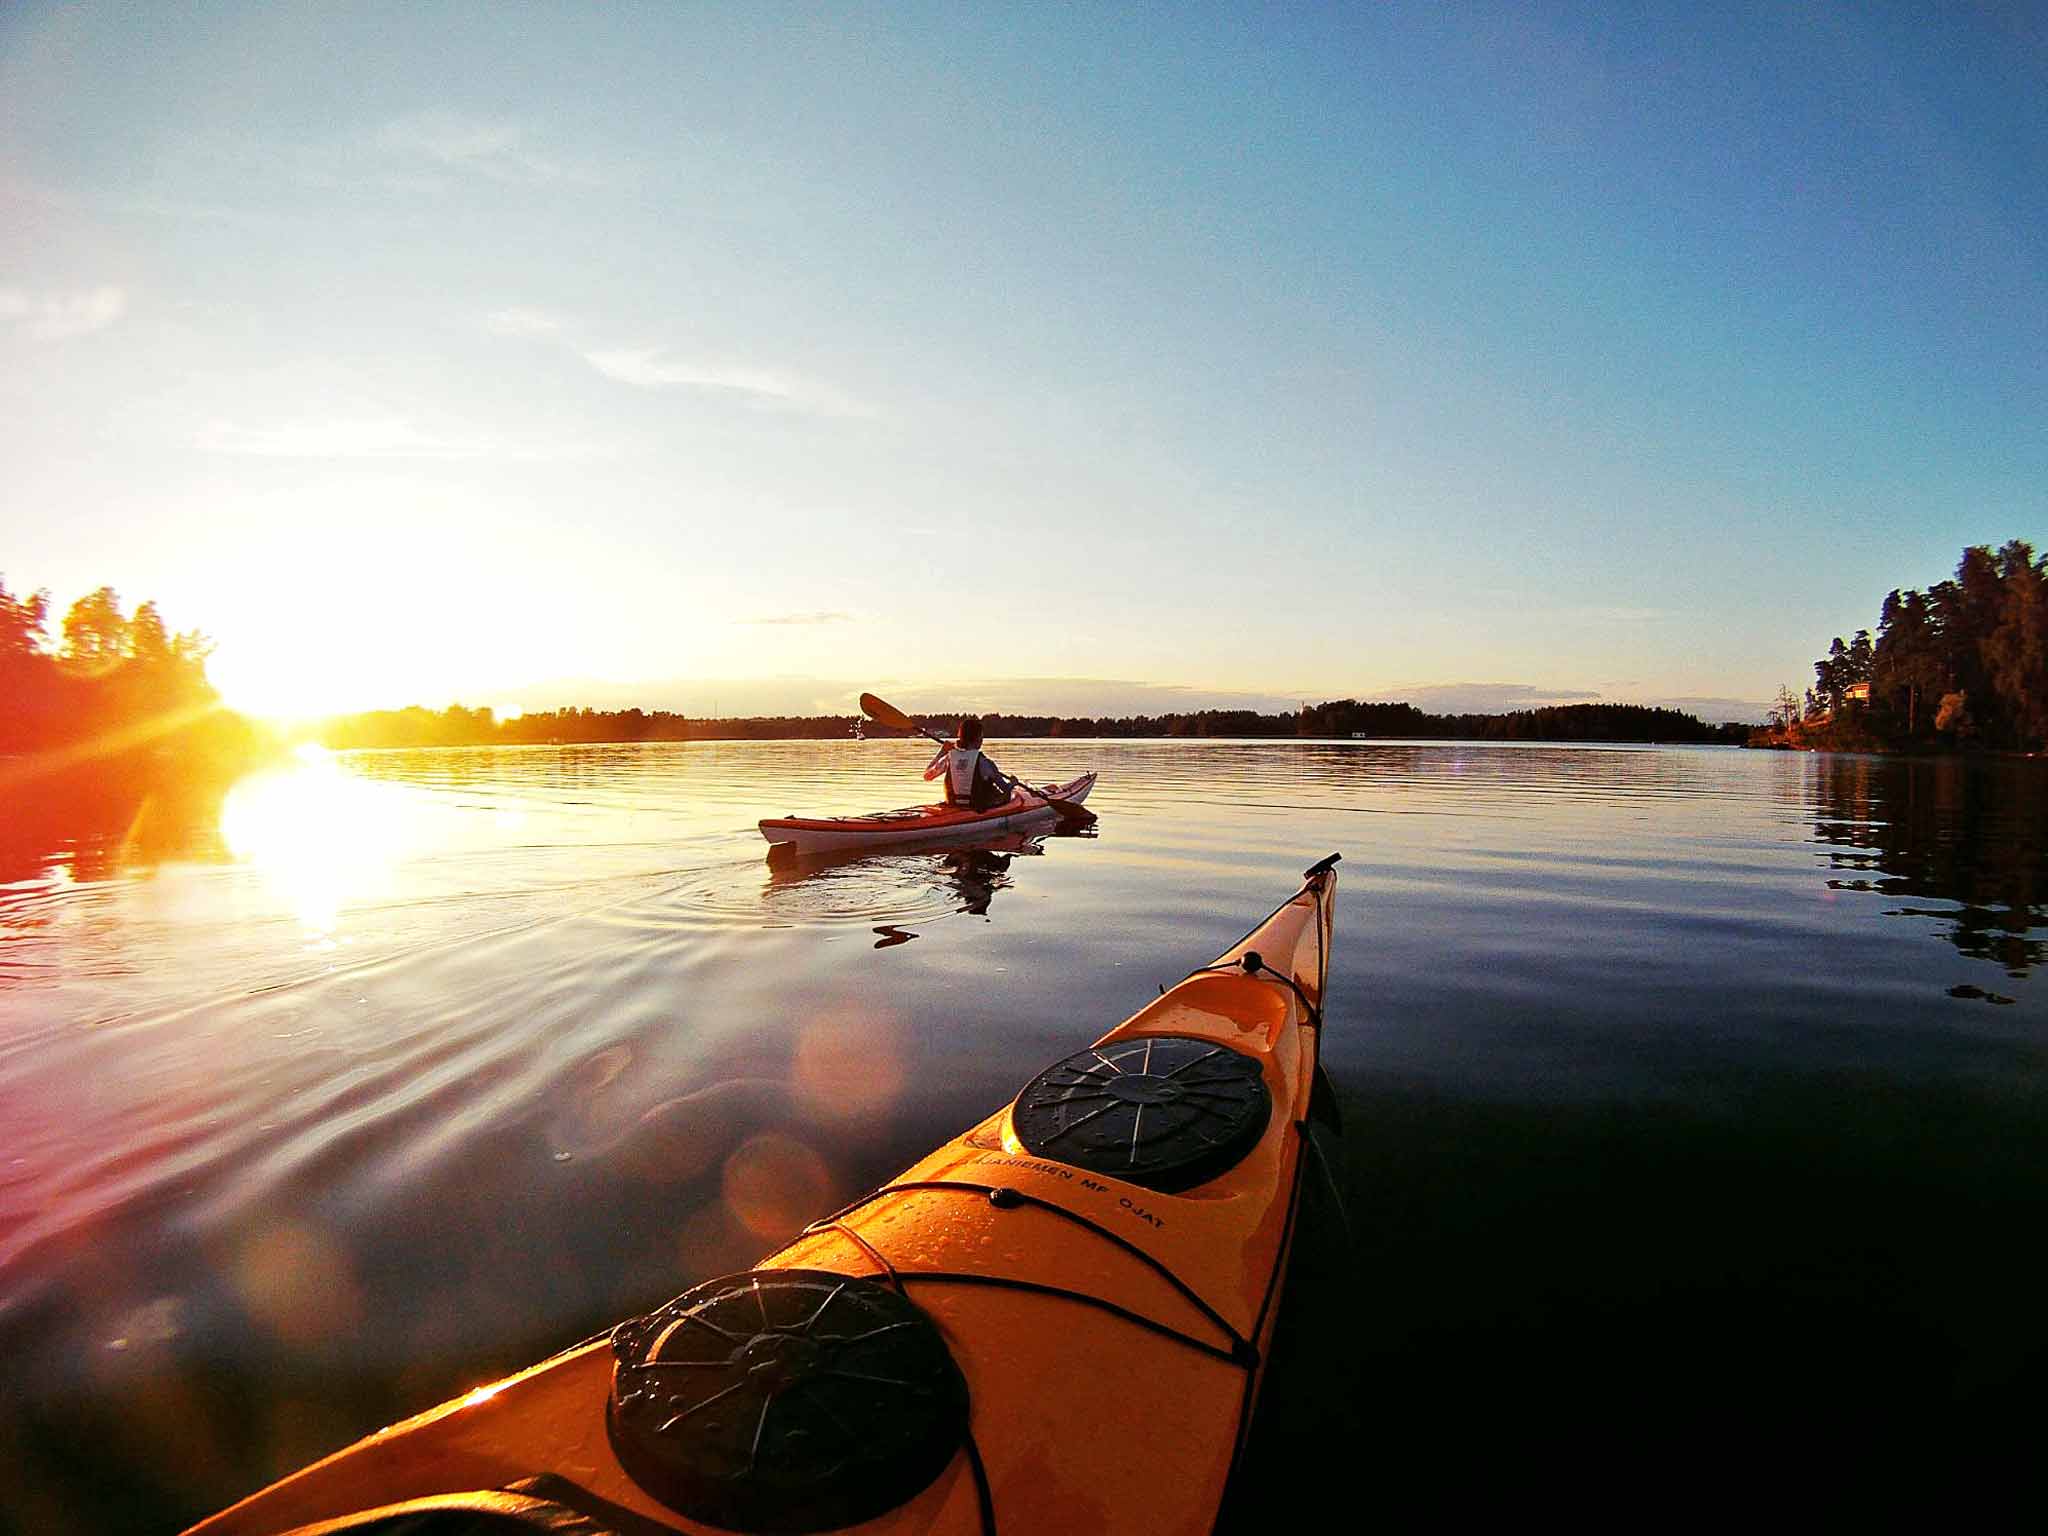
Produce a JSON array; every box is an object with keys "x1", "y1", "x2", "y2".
[{"x1": 3, "y1": 738, "x2": 2045, "y2": 1529}]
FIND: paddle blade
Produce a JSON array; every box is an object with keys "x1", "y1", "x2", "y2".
[
  {"x1": 1048, "y1": 798, "x2": 1096, "y2": 828},
  {"x1": 1032, "y1": 786, "x2": 1096, "y2": 827},
  {"x1": 859, "y1": 692, "x2": 917, "y2": 733}
]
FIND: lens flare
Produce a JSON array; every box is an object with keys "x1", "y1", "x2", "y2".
[
  {"x1": 721, "y1": 1132, "x2": 832, "y2": 1243},
  {"x1": 792, "y1": 1010, "x2": 907, "y2": 1129},
  {"x1": 234, "y1": 1222, "x2": 364, "y2": 1349}
]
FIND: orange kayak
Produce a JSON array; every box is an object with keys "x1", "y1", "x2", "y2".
[{"x1": 187, "y1": 855, "x2": 1341, "y2": 1536}]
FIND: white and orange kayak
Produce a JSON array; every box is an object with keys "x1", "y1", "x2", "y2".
[
  {"x1": 187, "y1": 854, "x2": 1341, "y2": 1536},
  {"x1": 760, "y1": 773, "x2": 1097, "y2": 856}
]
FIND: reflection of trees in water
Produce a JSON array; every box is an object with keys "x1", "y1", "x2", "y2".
[
  {"x1": 1812, "y1": 755, "x2": 2048, "y2": 976},
  {"x1": 0, "y1": 759, "x2": 231, "y2": 888},
  {"x1": 3, "y1": 578, "x2": 248, "y2": 891}
]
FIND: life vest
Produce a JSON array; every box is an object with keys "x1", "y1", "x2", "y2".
[{"x1": 947, "y1": 746, "x2": 981, "y2": 803}]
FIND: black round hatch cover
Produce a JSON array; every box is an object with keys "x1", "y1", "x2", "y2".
[
  {"x1": 1012, "y1": 1034, "x2": 1271, "y2": 1192},
  {"x1": 606, "y1": 1269, "x2": 968, "y2": 1533}
]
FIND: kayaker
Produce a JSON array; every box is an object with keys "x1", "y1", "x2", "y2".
[{"x1": 924, "y1": 715, "x2": 1016, "y2": 811}]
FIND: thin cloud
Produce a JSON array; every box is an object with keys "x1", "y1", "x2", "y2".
[
  {"x1": 1643, "y1": 695, "x2": 1771, "y2": 724},
  {"x1": 197, "y1": 416, "x2": 603, "y2": 462},
  {"x1": 741, "y1": 610, "x2": 856, "y2": 626},
  {"x1": 138, "y1": 116, "x2": 593, "y2": 204},
  {"x1": 485, "y1": 308, "x2": 870, "y2": 418},
  {"x1": 485, "y1": 307, "x2": 567, "y2": 338},
  {"x1": 375, "y1": 111, "x2": 576, "y2": 185},
  {"x1": 1570, "y1": 606, "x2": 1668, "y2": 623},
  {"x1": 0, "y1": 285, "x2": 126, "y2": 339},
  {"x1": 874, "y1": 677, "x2": 1302, "y2": 716},
  {"x1": 1388, "y1": 682, "x2": 1605, "y2": 714},
  {"x1": 582, "y1": 346, "x2": 868, "y2": 416},
  {"x1": 482, "y1": 674, "x2": 1305, "y2": 719}
]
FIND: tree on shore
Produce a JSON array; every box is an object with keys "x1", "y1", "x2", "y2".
[
  {"x1": 1807, "y1": 539, "x2": 2047, "y2": 751},
  {"x1": 1774, "y1": 686, "x2": 1802, "y2": 730},
  {"x1": 1986, "y1": 540, "x2": 2048, "y2": 747},
  {"x1": 1809, "y1": 631, "x2": 1872, "y2": 716},
  {"x1": 0, "y1": 578, "x2": 220, "y2": 754},
  {"x1": 60, "y1": 585, "x2": 131, "y2": 674},
  {"x1": 1873, "y1": 588, "x2": 1941, "y2": 735},
  {"x1": 1, "y1": 579, "x2": 50, "y2": 658}
]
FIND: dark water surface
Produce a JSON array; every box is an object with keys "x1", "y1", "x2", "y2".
[{"x1": 3, "y1": 740, "x2": 2045, "y2": 1529}]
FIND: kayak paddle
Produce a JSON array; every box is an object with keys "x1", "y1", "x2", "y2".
[{"x1": 859, "y1": 692, "x2": 1096, "y2": 828}]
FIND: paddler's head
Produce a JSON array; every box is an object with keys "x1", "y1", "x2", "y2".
[{"x1": 957, "y1": 715, "x2": 984, "y2": 749}]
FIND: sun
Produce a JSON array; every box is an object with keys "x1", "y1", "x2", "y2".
[
  {"x1": 206, "y1": 629, "x2": 471, "y2": 722},
  {"x1": 207, "y1": 642, "x2": 343, "y2": 721}
]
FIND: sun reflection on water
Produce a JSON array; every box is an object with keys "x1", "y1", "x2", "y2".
[{"x1": 218, "y1": 746, "x2": 422, "y2": 936}]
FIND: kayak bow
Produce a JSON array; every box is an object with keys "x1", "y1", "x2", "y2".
[{"x1": 188, "y1": 854, "x2": 1341, "y2": 1536}]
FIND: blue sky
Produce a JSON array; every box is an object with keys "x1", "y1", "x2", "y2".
[{"x1": 3, "y1": 1, "x2": 2042, "y2": 721}]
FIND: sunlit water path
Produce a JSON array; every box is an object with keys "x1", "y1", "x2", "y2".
[{"x1": 2, "y1": 740, "x2": 2044, "y2": 1527}]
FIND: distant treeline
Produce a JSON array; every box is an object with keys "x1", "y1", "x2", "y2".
[
  {"x1": 317, "y1": 698, "x2": 1748, "y2": 748},
  {"x1": 319, "y1": 706, "x2": 867, "y2": 748},
  {"x1": 1761, "y1": 538, "x2": 2047, "y2": 752},
  {"x1": 1, "y1": 571, "x2": 1755, "y2": 763},
  {"x1": 1297, "y1": 699, "x2": 1750, "y2": 743}
]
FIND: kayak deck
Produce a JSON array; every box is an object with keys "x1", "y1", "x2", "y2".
[
  {"x1": 760, "y1": 772, "x2": 1096, "y2": 854},
  {"x1": 188, "y1": 855, "x2": 1338, "y2": 1536}
]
